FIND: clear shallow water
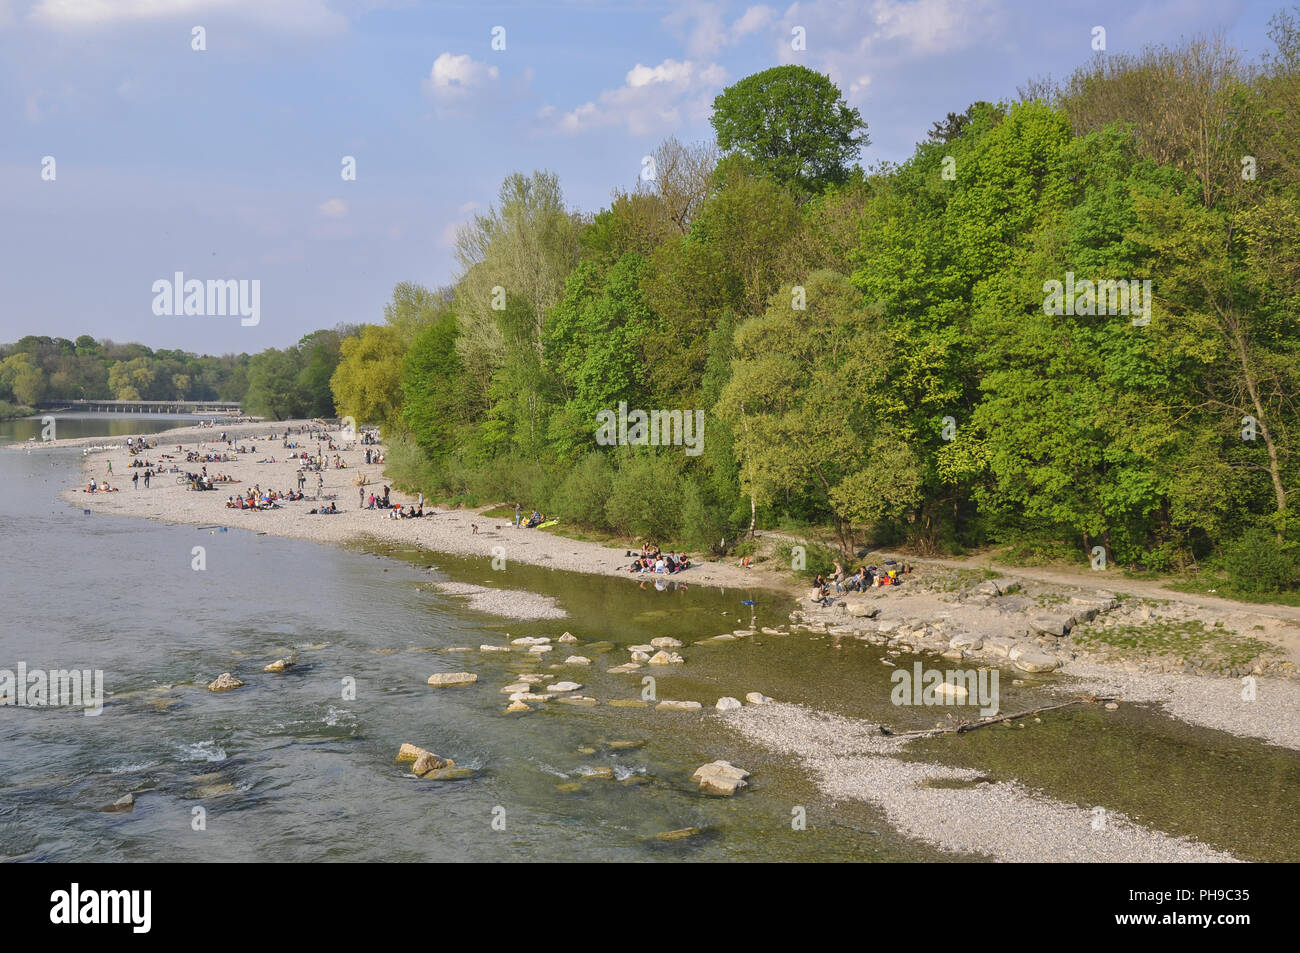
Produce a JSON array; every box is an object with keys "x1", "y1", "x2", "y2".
[{"x1": 1, "y1": 417, "x2": 1297, "y2": 861}]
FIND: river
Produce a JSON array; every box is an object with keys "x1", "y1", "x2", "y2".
[{"x1": 1, "y1": 415, "x2": 1298, "y2": 861}]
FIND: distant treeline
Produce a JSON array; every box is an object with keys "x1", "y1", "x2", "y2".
[
  {"x1": 328, "y1": 12, "x2": 1300, "y2": 595},
  {"x1": 0, "y1": 329, "x2": 350, "y2": 420}
]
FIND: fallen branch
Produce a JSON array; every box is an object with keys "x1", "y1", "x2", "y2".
[{"x1": 880, "y1": 695, "x2": 1119, "y2": 738}]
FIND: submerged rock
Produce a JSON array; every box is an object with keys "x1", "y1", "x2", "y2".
[
  {"x1": 419, "y1": 766, "x2": 475, "y2": 781},
  {"x1": 427, "y1": 672, "x2": 478, "y2": 687},
  {"x1": 501, "y1": 682, "x2": 532, "y2": 693},
  {"x1": 655, "y1": 700, "x2": 702, "y2": 711},
  {"x1": 558, "y1": 695, "x2": 598, "y2": 707},
  {"x1": 655, "y1": 827, "x2": 701, "y2": 841},
  {"x1": 608, "y1": 699, "x2": 649, "y2": 708},
  {"x1": 564, "y1": 656, "x2": 592, "y2": 666},
  {"x1": 207, "y1": 673, "x2": 243, "y2": 692},
  {"x1": 103, "y1": 793, "x2": 135, "y2": 813},
  {"x1": 650, "y1": 637, "x2": 683, "y2": 648},
  {"x1": 607, "y1": 663, "x2": 642, "y2": 673},
  {"x1": 480, "y1": 644, "x2": 510, "y2": 653},
  {"x1": 693, "y1": 760, "x2": 750, "y2": 795}
]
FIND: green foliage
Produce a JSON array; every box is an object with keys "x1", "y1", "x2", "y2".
[
  {"x1": 1223, "y1": 528, "x2": 1300, "y2": 595},
  {"x1": 711, "y1": 65, "x2": 869, "y2": 194}
]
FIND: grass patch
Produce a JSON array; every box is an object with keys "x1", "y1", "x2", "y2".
[{"x1": 1071, "y1": 618, "x2": 1273, "y2": 670}]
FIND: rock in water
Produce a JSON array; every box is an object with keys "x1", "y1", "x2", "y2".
[
  {"x1": 692, "y1": 760, "x2": 750, "y2": 795},
  {"x1": 546, "y1": 681, "x2": 583, "y2": 693},
  {"x1": 103, "y1": 793, "x2": 135, "y2": 813},
  {"x1": 207, "y1": 673, "x2": 243, "y2": 692},
  {"x1": 648, "y1": 650, "x2": 684, "y2": 665},
  {"x1": 744, "y1": 692, "x2": 773, "y2": 705},
  {"x1": 564, "y1": 656, "x2": 591, "y2": 666},
  {"x1": 505, "y1": 700, "x2": 532, "y2": 712},
  {"x1": 412, "y1": 751, "x2": 455, "y2": 775},
  {"x1": 715, "y1": 696, "x2": 742, "y2": 711},
  {"x1": 650, "y1": 637, "x2": 683, "y2": 648},
  {"x1": 396, "y1": 743, "x2": 432, "y2": 763},
  {"x1": 263, "y1": 658, "x2": 291, "y2": 672},
  {"x1": 655, "y1": 827, "x2": 701, "y2": 841},
  {"x1": 655, "y1": 700, "x2": 702, "y2": 711},
  {"x1": 557, "y1": 632, "x2": 578, "y2": 643},
  {"x1": 427, "y1": 672, "x2": 478, "y2": 687}
]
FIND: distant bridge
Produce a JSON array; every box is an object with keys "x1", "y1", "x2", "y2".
[{"x1": 36, "y1": 399, "x2": 245, "y2": 415}]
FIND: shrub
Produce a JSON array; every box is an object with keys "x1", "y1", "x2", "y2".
[{"x1": 1223, "y1": 528, "x2": 1300, "y2": 595}]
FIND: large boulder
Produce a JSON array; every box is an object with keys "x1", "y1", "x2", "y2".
[
  {"x1": 847, "y1": 603, "x2": 880, "y2": 618},
  {"x1": 1028, "y1": 615, "x2": 1073, "y2": 638},
  {"x1": 1012, "y1": 650, "x2": 1061, "y2": 673},
  {"x1": 715, "y1": 696, "x2": 742, "y2": 711},
  {"x1": 396, "y1": 743, "x2": 431, "y2": 763},
  {"x1": 983, "y1": 636, "x2": 1017, "y2": 658}
]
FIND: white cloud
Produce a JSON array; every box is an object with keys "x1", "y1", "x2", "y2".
[
  {"x1": 29, "y1": 0, "x2": 349, "y2": 32},
  {"x1": 318, "y1": 198, "x2": 348, "y2": 218},
  {"x1": 776, "y1": 0, "x2": 1002, "y2": 101},
  {"x1": 551, "y1": 58, "x2": 727, "y2": 136},
  {"x1": 663, "y1": 2, "x2": 777, "y2": 57},
  {"x1": 424, "y1": 51, "x2": 500, "y2": 101}
]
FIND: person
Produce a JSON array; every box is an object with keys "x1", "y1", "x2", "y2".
[
  {"x1": 143, "y1": 469, "x2": 151, "y2": 488},
  {"x1": 514, "y1": 503, "x2": 522, "y2": 528},
  {"x1": 316, "y1": 473, "x2": 324, "y2": 499},
  {"x1": 359, "y1": 485, "x2": 365, "y2": 508},
  {"x1": 132, "y1": 471, "x2": 139, "y2": 489},
  {"x1": 832, "y1": 559, "x2": 845, "y2": 594},
  {"x1": 106, "y1": 460, "x2": 112, "y2": 474}
]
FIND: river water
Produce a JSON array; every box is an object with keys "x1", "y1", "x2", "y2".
[{"x1": 2, "y1": 415, "x2": 1298, "y2": 861}]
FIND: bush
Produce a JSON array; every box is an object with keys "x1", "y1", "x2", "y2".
[
  {"x1": 775, "y1": 540, "x2": 839, "y2": 579},
  {"x1": 604, "y1": 451, "x2": 684, "y2": 541},
  {"x1": 1223, "y1": 528, "x2": 1300, "y2": 595},
  {"x1": 549, "y1": 452, "x2": 615, "y2": 527}
]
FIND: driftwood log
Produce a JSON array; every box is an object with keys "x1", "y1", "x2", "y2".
[{"x1": 879, "y1": 695, "x2": 1119, "y2": 738}]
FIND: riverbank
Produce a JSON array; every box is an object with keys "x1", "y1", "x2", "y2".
[
  {"x1": 17, "y1": 418, "x2": 1300, "y2": 862},
  {"x1": 28, "y1": 419, "x2": 785, "y2": 601}
]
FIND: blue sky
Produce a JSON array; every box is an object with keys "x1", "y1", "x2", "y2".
[{"x1": 0, "y1": 0, "x2": 1285, "y2": 354}]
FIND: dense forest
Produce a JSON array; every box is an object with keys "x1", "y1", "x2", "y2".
[
  {"x1": 0, "y1": 330, "x2": 347, "y2": 421},
  {"x1": 327, "y1": 14, "x2": 1300, "y2": 594}
]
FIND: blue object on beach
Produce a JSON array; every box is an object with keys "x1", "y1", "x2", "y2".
[
  {"x1": 741, "y1": 600, "x2": 755, "y2": 605},
  {"x1": 219, "y1": 527, "x2": 228, "y2": 532},
  {"x1": 83, "y1": 509, "x2": 90, "y2": 515}
]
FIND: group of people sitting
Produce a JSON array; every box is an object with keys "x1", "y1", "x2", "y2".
[
  {"x1": 626, "y1": 543, "x2": 692, "y2": 574},
  {"x1": 225, "y1": 485, "x2": 304, "y2": 510},
  {"x1": 809, "y1": 560, "x2": 911, "y2": 606},
  {"x1": 309, "y1": 502, "x2": 339, "y2": 514},
  {"x1": 83, "y1": 480, "x2": 118, "y2": 493},
  {"x1": 384, "y1": 503, "x2": 428, "y2": 519}
]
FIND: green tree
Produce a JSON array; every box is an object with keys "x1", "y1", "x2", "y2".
[{"x1": 711, "y1": 65, "x2": 868, "y2": 194}]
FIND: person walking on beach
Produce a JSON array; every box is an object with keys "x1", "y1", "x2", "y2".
[
  {"x1": 360, "y1": 485, "x2": 365, "y2": 508},
  {"x1": 513, "y1": 503, "x2": 522, "y2": 528},
  {"x1": 106, "y1": 460, "x2": 112, "y2": 475},
  {"x1": 143, "y1": 469, "x2": 151, "y2": 488},
  {"x1": 132, "y1": 471, "x2": 139, "y2": 489}
]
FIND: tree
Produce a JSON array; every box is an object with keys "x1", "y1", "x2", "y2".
[{"x1": 711, "y1": 65, "x2": 868, "y2": 194}]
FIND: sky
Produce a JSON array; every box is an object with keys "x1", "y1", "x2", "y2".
[{"x1": 0, "y1": 0, "x2": 1287, "y2": 355}]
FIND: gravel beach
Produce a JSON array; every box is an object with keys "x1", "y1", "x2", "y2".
[
  {"x1": 20, "y1": 420, "x2": 777, "y2": 616},
  {"x1": 722, "y1": 702, "x2": 1238, "y2": 862}
]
